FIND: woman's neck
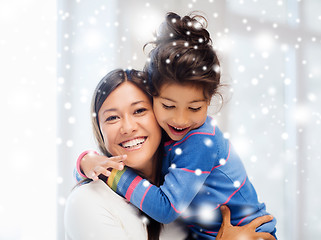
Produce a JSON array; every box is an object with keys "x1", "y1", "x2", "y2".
[{"x1": 135, "y1": 154, "x2": 158, "y2": 184}]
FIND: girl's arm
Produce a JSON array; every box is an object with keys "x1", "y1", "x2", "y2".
[
  {"x1": 74, "y1": 150, "x2": 126, "y2": 182},
  {"x1": 107, "y1": 134, "x2": 218, "y2": 224},
  {"x1": 216, "y1": 206, "x2": 276, "y2": 240}
]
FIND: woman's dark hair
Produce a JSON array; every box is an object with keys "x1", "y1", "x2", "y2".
[
  {"x1": 90, "y1": 69, "x2": 163, "y2": 240},
  {"x1": 144, "y1": 12, "x2": 222, "y2": 102}
]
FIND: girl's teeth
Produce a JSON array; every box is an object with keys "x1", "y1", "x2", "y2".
[{"x1": 173, "y1": 126, "x2": 185, "y2": 131}]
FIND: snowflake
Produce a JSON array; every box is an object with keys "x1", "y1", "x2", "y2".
[
  {"x1": 141, "y1": 216, "x2": 149, "y2": 224},
  {"x1": 197, "y1": 204, "x2": 216, "y2": 223},
  {"x1": 143, "y1": 180, "x2": 150, "y2": 187},
  {"x1": 57, "y1": 177, "x2": 64, "y2": 184},
  {"x1": 213, "y1": 64, "x2": 220, "y2": 73},
  {"x1": 68, "y1": 117, "x2": 76, "y2": 124},
  {"x1": 261, "y1": 107, "x2": 269, "y2": 115},
  {"x1": 58, "y1": 197, "x2": 66, "y2": 206},
  {"x1": 281, "y1": 133, "x2": 288, "y2": 140},
  {"x1": 64, "y1": 102, "x2": 72, "y2": 109},
  {"x1": 219, "y1": 158, "x2": 226, "y2": 165},
  {"x1": 175, "y1": 148, "x2": 182, "y2": 155},
  {"x1": 223, "y1": 132, "x2": 230, "y2": 139},
  {"x1": 66, "y1": 140, "x2": 73, "y2": 147},
  {"x1": 195, "y1": 169, "x2": 202, "y2": 176},
  {"x1": 234, "y1": 181, "x2": 241, "y2": 188},
  {"x1": 204, "y1": 138, "x2": 213, "y2": 147}
]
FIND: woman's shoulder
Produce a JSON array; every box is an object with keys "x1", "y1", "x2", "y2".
[{"x1": 65, "y1": 180, "x2": 147, "y2": 240}]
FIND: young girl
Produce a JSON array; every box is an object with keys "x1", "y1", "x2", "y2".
[{"x1": 76, "y1": 12, "x2": 277, "y2": 239}]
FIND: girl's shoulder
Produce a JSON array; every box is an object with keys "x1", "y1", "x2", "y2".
[
  {"x1": 176, "y1": 116, "x2": 226, "y2": 147},
  {"x1": 187, "y1": 116, "x2": 223, "y2": 139}
]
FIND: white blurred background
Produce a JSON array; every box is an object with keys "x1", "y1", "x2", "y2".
[{"x1": 1, "y1": 0, "x2": 320, "y2": 239}]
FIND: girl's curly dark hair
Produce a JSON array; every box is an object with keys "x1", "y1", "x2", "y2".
[{"x1": 144, "y1": 12, "x2": 221, "y2": 102}]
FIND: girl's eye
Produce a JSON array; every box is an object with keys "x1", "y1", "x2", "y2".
[
  {"x1": 162, "y1": 103, "x2": 175, "y2": 109},
  {"x1": 106, "y1": 115, "x2": 119, "y2": 122},
  {"x1": 189, "y1": 107, "x2": 202, "y2": 112},
  {"x1": 134, "y1": 108, "x2": 147, "y2": 114}
]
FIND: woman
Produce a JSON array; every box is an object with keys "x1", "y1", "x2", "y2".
[
  {"x1": 64, "y1": 69, "x2": 275, "y2": 240},
  {"x1": 65, "y1": 69, "x2": 187, "y2": 240}
]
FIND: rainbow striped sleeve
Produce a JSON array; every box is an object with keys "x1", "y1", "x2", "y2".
[
  {"x1": 74, "y1": 167, "x2": 87, "y2": 183},
  {"x1": 107, "y1": 167, "x2": 157, "y2": 209}
]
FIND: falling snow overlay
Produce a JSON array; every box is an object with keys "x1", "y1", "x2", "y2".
[{"x1": 2, "y1": 0, "x2": 320, "y2": 240}]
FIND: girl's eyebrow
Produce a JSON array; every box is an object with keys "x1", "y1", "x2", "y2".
[
  {"x1": 160, "y1": 96, "x2": 206, "y2": 104},
  {"x1": 160, "y1": 96, "x2": 176, "y2": 103}
]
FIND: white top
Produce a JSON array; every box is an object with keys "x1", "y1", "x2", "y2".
[{"x1": 64, "y1": 180, "x2": 188, "y2": 240}]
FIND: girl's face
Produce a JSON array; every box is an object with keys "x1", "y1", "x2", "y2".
[
  {"x1": 98, "y1": 82, "x2": 162, "y2": 173},
  {"x1": 153, "y1": 83, "x2": 209, "y2": 141}
]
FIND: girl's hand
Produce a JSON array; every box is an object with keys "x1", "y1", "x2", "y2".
[
  {"x1": 216, "y1": 205, "x2": 276, "y2": 240},
  {"x1": 80, "y1": 152, "x2": 126, "y2": 181}
]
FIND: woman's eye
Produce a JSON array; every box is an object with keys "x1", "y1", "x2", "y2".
[
  {"x1": 106, "y1": 115, "x2": 119, "y2": 122},
  {"x1": 162, "y1": 103, "x2": 175, "y2": 109},
  {"x1": 134, "y1": 108, "x2": 147, "y2": 114},
  {"x1": 189, "y1": 107, "x2": 202, "y2": 112}
]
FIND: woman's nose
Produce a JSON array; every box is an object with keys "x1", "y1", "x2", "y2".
[{"x1": 120, "y1": 115, "x2": 137, "y2": 134}]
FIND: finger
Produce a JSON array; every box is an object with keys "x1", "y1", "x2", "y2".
[
  {"x1": 247, "y1": 215, "x2": 273, "y2": 230},
  {"x1": 97, "y1": 166, "x2": 112, "y2": 177},
  {"x1": 89, "y1": 171, "x2": 99, "y2": 181},
  {"x1": 255, "y1": 232, "x2": 276, "y2": 240},
  {"x1": 107, "y1": 155, "x2": 127, "y2": 163},
  {"x1": 220, "y1": 205, "x2": 232, "y2": 227},
  {"x1": 102, "y1": 160, "x2": 125, "y2": 170}
]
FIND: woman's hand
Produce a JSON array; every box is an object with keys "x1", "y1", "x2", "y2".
[
  {"x1": 216, "y1": 205, "x2": 276, "y2": 240},
  {"x1": 80, "y1": 152, "x2": 126, "y2": 181}
]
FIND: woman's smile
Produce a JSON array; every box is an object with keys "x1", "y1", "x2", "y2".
[{"x1": 119, "y1": 136, "x2": 147, "y2": 151}]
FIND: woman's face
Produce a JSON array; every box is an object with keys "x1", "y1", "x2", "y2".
[{"x1": 98, "y1": 82, "x2": 162, "y2": 172}]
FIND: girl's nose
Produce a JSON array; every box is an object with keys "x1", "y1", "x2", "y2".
[{"x1": 173, "y1": 110, "x2": 189, "y2": 127}]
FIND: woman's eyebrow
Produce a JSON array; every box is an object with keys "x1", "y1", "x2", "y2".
[
  {"x1": 131, "y1": 100, "x2": 146, "y2": 106},
  {"x1": 102, "y1": 100, "x2": 147, "y2": 114},
  {"x1": 102, "y1": 108, "x2": 117, "y2": 115}
]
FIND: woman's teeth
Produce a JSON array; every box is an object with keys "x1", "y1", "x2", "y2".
[{"x1": 120, "y1": 137, "x2": 146, "y2": 148}]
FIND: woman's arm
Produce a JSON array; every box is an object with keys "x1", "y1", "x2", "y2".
[{"x1": 216, "y1": 206, "x2": 276, "y2": 240}]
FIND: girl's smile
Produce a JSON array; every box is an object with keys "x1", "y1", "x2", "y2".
[{"x1": 153, "y1": 83, "x2": 209, "y2": 141}]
